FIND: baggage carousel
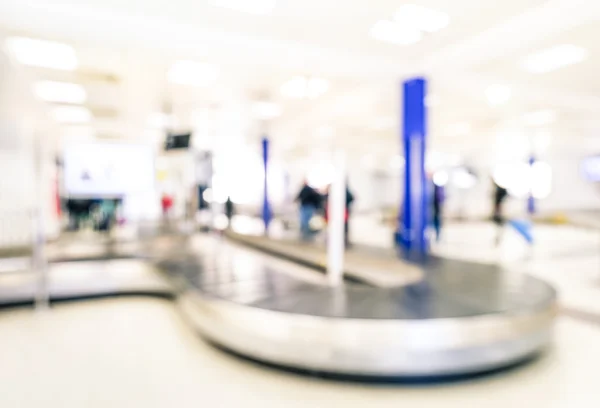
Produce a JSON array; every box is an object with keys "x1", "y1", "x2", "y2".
[{"x1": 165, "y1": 246, "x2": 557, "y2": 379}]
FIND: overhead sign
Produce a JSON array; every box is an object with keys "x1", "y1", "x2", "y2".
[{"x1": 64, "y1": 143, "x2": 154, "y2": 197}]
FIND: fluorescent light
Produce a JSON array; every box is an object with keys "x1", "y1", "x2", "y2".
[
  {"x1": 485, "y1": 84, "x2": 512, "y2": 106},
  {"x1": 394, "y1": 4, "x2": 449, "y2": 33},
  {"x1": 6, "y1": 37, "x2": 78, "y2": 71},
  {"x1": 280, "y1": 76, "x2": 329, "y2": 99},
  {"x1": 33, "y1": 81, "x2": 87, "y2": 104},
  {"x1": 522, "y1": 44, "x2": 587, "y2": 74},
  {"x1": 51, "y1": 106, "x2": 92, "y2": 123},
  {"x1": 370, "y1": 20, "x2": 422, "y2": 45},
  {"x1": 252, "y1": 101, "x2": 282, "y2": 120},
  {"x1": 167, "y1": 60, "x2": 219, "y2": 86},
  {"x1": 211, "y1": 0, "x2": 276, "y2": 15},
  {"x1": 523, "y1": 110, "x2": 556, "y2": 127}
]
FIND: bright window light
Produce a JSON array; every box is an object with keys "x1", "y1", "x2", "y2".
[
  {"x1": 6, "y1": 37, "x2": 78, "y2": 71},
  {"x1": 370, "y1": 20, "x2": 422, "y2": 45},
  {"x1": 280, "y1": 76, "x2": 329, "y2": 99},
  {"x1": 252, "y1": 101, "x2": 282, "y2": 120},
  {"x1": 433, "y1": 171, "x2": 449, "y2": 187},
  {"x1": 493, "y1": 161, "x2": 551, "y2": 199},
  {"x1": 486, "y1": 84, "x2": 512, "y2": 106},
  {"x1": 523, "y1": 110, "x2": 556, "y2": 127},
  {"x1": 493, "y1": 162, "x2": 531, "y2": 198},
  {"x1": 522, "y1": 44, "x2": 588, "y2": 74},
  {"x1": 451, "y1": 168, "x2": 477, "y2": 190},
  {"x1": 52, "y1": 106, "x2": 92, "y2": 123},
  {"x1": 531, "y1": 161, "x2": 552, "y2": 199},
  {"x1": 33, "y1": 81, "x2": 87, "y2": 104},
  {"x1": 394, "y1": 4, "x2": 449, "y2": 33},
  {"x1": 167, "y1": 60, "x2": 219, "y2": 86},
  {"x1": 307, "y1": 162, "x2": 335, "y2": 189},
  {"x1": 211, "y1": 0, "x2": 276, "y2": 15}
]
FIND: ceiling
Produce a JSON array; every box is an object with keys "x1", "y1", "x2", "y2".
[{"x1": 0, "y1": 0, "x2": 599, "y2": 170}]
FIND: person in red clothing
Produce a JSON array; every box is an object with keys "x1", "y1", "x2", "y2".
[{"x1": 161, "y1": 193, "x2": 174, "y2": 222}]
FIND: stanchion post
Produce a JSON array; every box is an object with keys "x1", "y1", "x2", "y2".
[{"x1": 327, "y1": 151, "x2": 346, "y2": 286}]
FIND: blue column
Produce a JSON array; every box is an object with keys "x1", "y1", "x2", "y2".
[
  {"x1": 261, "y1": 137, "x2": 272, "y2": 234},
  {"x1": 528, "y1": 155, "x2": 536, "y2": 215},
  {"x1": 396, "y1": 78, "x2": 428, "y2": 254}
]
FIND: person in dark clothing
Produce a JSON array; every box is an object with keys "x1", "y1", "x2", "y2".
[
  {"x1": 493, "y1": 180, "x2": 509, "y2": 246},
  {"x1": 432, "y1": 182, "x2": 444, "y2": 242},
  {"x1": 344, "y1": 187, "x2": 354, "y2": 247},
  {"x1": 224, "y1": 196, "x2": 235, "y2": 227},
  {"x1": 296, "y1": 181, "x2": 322, "y2": 241}
]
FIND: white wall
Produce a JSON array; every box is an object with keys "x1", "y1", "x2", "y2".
[{"x1": 0, "y1": 49, "x2": 60, "y2": 248}]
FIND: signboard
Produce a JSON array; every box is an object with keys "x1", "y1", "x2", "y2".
[{"x1": 64, "y1": 143, "x2": 154, "y2": 197}]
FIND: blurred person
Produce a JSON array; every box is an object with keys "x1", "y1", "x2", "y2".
[
  {"x1": 344, "y1": 186, "x2": 355, "y2": 247},
  {"x1": 492, "y1": 180, "x2": 508, "y2": 246},
  {"x1": 432, "y1": 181, "x2": 444, "y2": 242},
  {"x1": 161, "y1": 193, "x2": 174, "y2": 224},
  {"x1": 295, "y1": 181, "x2": 322, "y2": 241},
  {"x1": 96, "y1": 199, "x2": 117, "y2": 233},
  {"x1": 224, "y1": 196, "x2": 235, "y2": 227}
]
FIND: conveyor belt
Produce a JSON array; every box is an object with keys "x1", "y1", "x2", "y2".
[
  {"x1": 164, "y1": 243, "x2": 557, "y2": 378},
  {"x1": 0, "y1": 260, "x2": 175, "y2": 308}
]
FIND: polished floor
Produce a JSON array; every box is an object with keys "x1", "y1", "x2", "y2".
[
  {"x1": 0, "y1": 297, "x2": 598, "y2": 407},
  {"x1": 0, "y1": 224, "x2": 599, "y2": 406}
]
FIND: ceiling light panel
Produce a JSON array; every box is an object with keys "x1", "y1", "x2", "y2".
[
  {"x1": 211, "y1": 0, "x2": 276, "y2": 15},
  {"x1": 522, "y1": 44, "x2": 588, "y2": 74},
  {"x1": 394, "y1": 4, "x2": 449, "y2": 33},
  {"x1": 167, "y1": 60, "x2": 219, "y2": 86},
  {"x1": 370, "y1": 20, "x2": 422, "y2": 45},
  {"x1": 33, "y1": 81, "x2": 87, "y2": 104},
  {"x1": 52, "y1": 106, "x2": 92, "y2": 123},
  {"x1": 6, "y1": 37, "x2": 78, "y2": 71}
]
